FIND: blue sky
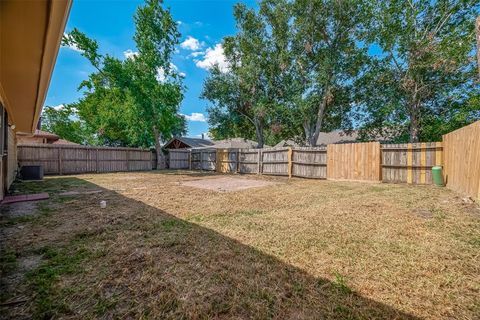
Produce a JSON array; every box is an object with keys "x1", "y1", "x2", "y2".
[{"x1": 45, "y1": 0, "x2": 257, "y2": 138}]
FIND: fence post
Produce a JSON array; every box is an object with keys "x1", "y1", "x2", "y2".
[
  {"x1": 288, "y1": 147, "x2": 293, "y2": 178},
  {"x1": 258, "y1": 149, "x2": 262, "y2": 174},
  {"x1": 96, "y1": 148, "x2": 99, "y2": 173},
  {"x1": 236, "y1": 149, "x2": 239, "y2": 173},
  {"x1": 407, "y1": 143, "x2": 413, "y2": 184},
  {"x1": 58, "y1": 146, "x2": 63, "y2": 175},
  {"x1": 189, "y1": 150, "x2": 192, "y2": 170},
  {"x1": 435, "y1": 142, "x2": 442, "y2": 166},
  {"x1": 200, "y1": 151, "x2": 204, "y2": 171}
]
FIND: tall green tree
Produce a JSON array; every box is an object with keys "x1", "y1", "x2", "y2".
[
  {"x1": 202, "y1": 0, "x2": 369, "y2": 146},
  {"x1": 41, "y1": 105, "x2": 94, "y2": 145},
  {"x1": 63, "y1": 0, "x2": 185, "y2": 160},
  {"x1": 203, "y1": 3, "x2": 280, "y2": 147},
  {"x1": 358, "y1": 0, "x2": 480, "y2": 142},
  {"x1": 287, "y1": 0, "x2": 368, "y2": 146}
]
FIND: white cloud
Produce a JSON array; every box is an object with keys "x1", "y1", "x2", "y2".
[
  {"x1": 123, "y1": 49, "x2": 139, "y2": 59},
  {"x1": 156, "y1": 63, "x2": 185, "y2": 82},
  {"x1": 180, "y1": 36, "x2": 203, "y2": 51},
  {"x1": 182, "y1": 113, "x2": 206, "y2": 122},
  {"x1": 156, "y1": 68, "x2": 166, "y2": 82},
  {"x1": 195, "y1": 43, "x2": 229, "y2": 72},
  {"x1": 62, "y1": 33, "x2": 83, "y2": 53},
  {"x1": 177, "y1": 20, "x2": 183, "y2": 25},
  {"x1": 51, "y1": 104, "x2": 65, "y2": 111},
  {"x1": 189, "y1": 51, "x2": 204, "y2": 58}
]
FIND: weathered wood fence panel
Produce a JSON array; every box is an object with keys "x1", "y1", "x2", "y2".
[
  {"x1": 18, "y1": 144, "x2": 154, "y2": 175},
  {"x1": 169, "y1": 150, "x2": 190, "y2": 169},
  {"x1": 327, "y1": 142, "x2": 381, "y2": 182},
  {"x1": 239, "y1": 149, "x2": 260, "y2": 174},
  {"x1": 443, "y1": 121, "x2": 480, "y2": 201},
  {"x1": 191, "y1": 149, "x2": 216, "y2": 171},
  {"x1": 261, "y1": 148, "x2": 289, "y2": 176},
  {"x1": 382, "y1": 142, "x2": 442, "y2": 184},
  {"x1": 292, "y1": 147, "x2": 327, "y2": 179}
]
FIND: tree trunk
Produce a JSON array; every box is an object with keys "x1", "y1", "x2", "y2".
[
  {"x1": 476, "y1": 16, "x2": 480, "y2": 78},
  {"x1": 254, "y1": 117, "x2": 264, "y2": 148},
  {"x1": 409, "y1": 108, "x2": 420, "y2": 143},
  {"x1": 153, "y1": 126, "x2": 165, "y2": 169},
  {"x1": 303, "y1": 121, "x2": 314, "y2": 146},
  {"x1": 408, "y1": 84, "x2": 420, "y2": 143},
  {"x1": 309, "y1": 87, "x2": 330, "y2": 146}
]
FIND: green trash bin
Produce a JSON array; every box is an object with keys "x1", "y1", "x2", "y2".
[{"x1": 432, "y1": 166, "x2": 444, "y2": 186}]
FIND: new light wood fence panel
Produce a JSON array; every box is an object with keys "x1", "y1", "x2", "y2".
[
  {"x1": 381, "y1": 143, "x2": 442, "y2": 184},
  {"x1": 442, "y1": 121, "x2": 480, "y2": 201},
  {"x1": 327, "y1": 142, "x2": 381, "y2": 181},
  {"x1": 18, "y1": 145, "x2": 153, "y2": 175},
  {"x1": 217, "y1": 149, "x2": 238, "y2": 173},
  {"x1": 169, "y1": 150, "x2": 190, "y2": 169},
  {"x1": 292, "y1": 147, "x2": 327, "y2": 179},
  {"x1": 261, "y1": 148, "x2": 289, "y2": 176}
]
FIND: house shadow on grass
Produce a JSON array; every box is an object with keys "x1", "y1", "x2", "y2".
[{"x1": 1, "y1": 177, "x2": 419, "y2": 319}]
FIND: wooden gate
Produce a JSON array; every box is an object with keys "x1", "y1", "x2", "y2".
[{"x1": 327, "y1": 142, "x2": 381, "y2": 182}]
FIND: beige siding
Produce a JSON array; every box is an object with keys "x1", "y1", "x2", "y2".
[{"x1": 7, "y1": 127, "x2": 17, "y2": 187}]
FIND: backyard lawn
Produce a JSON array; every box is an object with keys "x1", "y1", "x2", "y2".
[{"x1": 1, "y1": 171, "x2": 479, "y2": 319}]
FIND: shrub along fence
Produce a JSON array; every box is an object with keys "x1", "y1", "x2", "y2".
[
  {"x1": 168, "y1": 121, "x2": 480, "y2": 201},
  {"x1": 17, "y1": 144, "x2": 156, "y2": 175}
]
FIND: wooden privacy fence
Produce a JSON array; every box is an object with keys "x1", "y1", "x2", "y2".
[
  {"x1": 381, "y1": 142, "x2": 442, "y2": 184},
  {"x1": 328, "y1": 142, "x2": 381, "y2": 182},
  {"x1": 18, "y1": 144, "x2": 155, "y2": 175},
  {"x1": 168, "y1": 121, "x2": 479, "y2": 201},
  {"x1": 442, "y1": 121, "x2": 480, "y2": 201},
  {"x1": 169, "y1": 143, "x2": 443, "y2": 183},
  {"x1": 169, "y1": 147, "x2": 328, "y2": 179}
]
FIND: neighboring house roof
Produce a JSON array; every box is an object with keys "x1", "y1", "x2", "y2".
[
  {"x1": 213, "y1": 138, "x2": 260, "y2": 149},
  {"x1": 163, "y1": 137, "x2": 215, "y2": 149},
  {"x1": 275, "y1": 131, "x2": 358, "y2": 147},
  {"x1": 52, "y1": 139, "x2": 79, "y2": 145},
  {"x1": 17, "y1": 129, "x2": 78, "y2": 145},
  {"x1": 274, "y1": 139, "x2": 301, "y2": 148},
  {"x1": 33, "y1": 129, "x2": 59, "y2": 139},
  {"x1": 316, "y1": 130, "x2": 358, "y2": 146},
  {"x1": 164, "y1": 137, "x2": 265, "y2": 149},
  {"x1": 17, "y1": 129, "x2": 59, "y2": 140}
]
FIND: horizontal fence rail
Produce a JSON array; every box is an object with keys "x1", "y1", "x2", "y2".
[
  {"x1": 381, "y1": 142, "x2": 442, "y2": 184},
  {"x1": 18, "y1": 144, "x2": 155, "y2": 175}
]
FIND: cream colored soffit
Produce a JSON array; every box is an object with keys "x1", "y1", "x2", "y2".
[{"x1": 0, "y1": 0, "x2": 72, "y2": 133}]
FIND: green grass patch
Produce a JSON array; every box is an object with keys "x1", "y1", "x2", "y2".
[
  {"x1": 332, "y1": 272, "x2": 352, "y2": 295},
  {"x1": 26, "y1": 241, "x2": 91, "y2": 318},
  {"x1": 0, "y1": 248, "x2": 18, "y2": 275}
]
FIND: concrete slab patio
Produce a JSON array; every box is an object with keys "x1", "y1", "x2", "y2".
[{"x1": 181, "y1": 176, "x2": 278, "y2": 192}]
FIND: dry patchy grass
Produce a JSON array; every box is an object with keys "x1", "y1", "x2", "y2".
[{"x1": 1, "y1": 171, "x2": 479, "y2": 319}]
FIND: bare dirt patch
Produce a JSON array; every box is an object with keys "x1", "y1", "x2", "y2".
[
  {"x1": 181, "y1": 176, "x2": 278, "y2": 192},
  {"x1": 1, "y1": 201, "x2": 38, "y2": 219}
]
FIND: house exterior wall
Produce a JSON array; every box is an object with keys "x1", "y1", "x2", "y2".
[
  {"x1": 7, "y1": 126, "x2": 17, "y2": 187},
  {"x1": 0, "y1": 126, "x2": 17, "y2": 200}
]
